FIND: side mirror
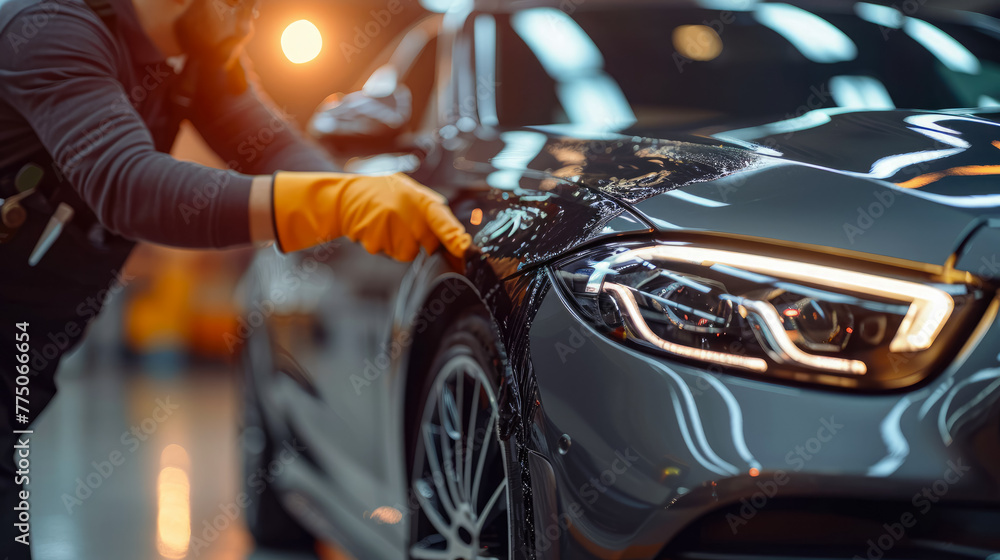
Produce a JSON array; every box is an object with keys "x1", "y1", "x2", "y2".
[{"x1": 308, "y1": 65, "x2": 413, "y2": 152}]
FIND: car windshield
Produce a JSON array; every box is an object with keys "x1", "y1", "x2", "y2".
[{"x1": 492, "y1": 3, "x2": 1000, "y2": 131}]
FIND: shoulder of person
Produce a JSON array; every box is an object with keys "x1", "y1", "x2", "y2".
[{"x1": 0, "y1": 0, "x2": 118, "y2": 67}]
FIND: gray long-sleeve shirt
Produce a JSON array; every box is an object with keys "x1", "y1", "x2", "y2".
[{"x1": 0, "y1": 0, "x2": 336, "y2": 249}]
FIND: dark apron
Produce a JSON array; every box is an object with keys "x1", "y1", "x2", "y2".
[
  {"x1": 0, "y1": 1, "x2": 137, "y2": 557},
  {"x1": 0, "y1": 0, "x2": 135, "y2": 317}
]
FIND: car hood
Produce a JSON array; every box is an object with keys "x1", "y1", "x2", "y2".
[
  {"x1": 458, "y1": 108, "x2": 1000, "y2": 272},
  {"x1": 628, "y1": 107, "x2": 1000, "y2": 266}
]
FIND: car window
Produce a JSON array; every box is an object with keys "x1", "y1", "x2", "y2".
[
  {"x1": 493, "y1": 13, "x2": 567, "y2": 127},
  {"x1": 490, "y1": 10, "x2": 635, "y2": 130},
  {"x1": 399, "y1": 37, "x2": 438, "y2": 133},
  {"x1": 491, "y1": 4, "x2": 1000, "y2": 131}
]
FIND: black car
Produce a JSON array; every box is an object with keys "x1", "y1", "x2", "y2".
[{"x1": 242, "y1": 1, "x2": 1000, "y2": 558}]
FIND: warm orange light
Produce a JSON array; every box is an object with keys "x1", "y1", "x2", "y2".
[
  {"x1": 660, "y1": 466, "x2": 681, "y2": 481},
  {"x1": 895, "y1": 165, "x2": 1000, "y2": 189},
  {"x1": 470, "y1": 208, "x2": 483, "y2": 226},
  {"x1": 368, "y1": 506, "x2": 403, "y2": 525},
  {"x1": 893, "y1": 139, "x2": 1000, "y2": 189},
  {"x1": 783, "y1": 308, "x2": 800, "y2": 318},
  {"x1": 749, "y1": 467, "x2": 760, "y2": 477},
  {"x1": 160, "y1": 443, "x2": 190, "y2": 470},
  {"x1": 673, "y1": 25, "x2": 723, "y2": 61},
  {"x1": 156, "y1": 452, "x2": 191, "y2": 559},
  {"x1": 282, "y1": 20, "x2": 323, "y2": 64}
]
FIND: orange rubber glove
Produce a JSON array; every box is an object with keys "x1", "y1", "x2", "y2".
[{"x1": 269, "y1": 172, "x2": 471, "y2": 260}]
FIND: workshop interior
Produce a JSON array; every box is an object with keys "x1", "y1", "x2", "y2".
[{"x1": 2, "y1": 0, "x2": 1000, "y2": 559}]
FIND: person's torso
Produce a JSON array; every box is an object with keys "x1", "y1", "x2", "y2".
[{"x1": 0, "y1": 0, "x2": 180, "y2": 309}]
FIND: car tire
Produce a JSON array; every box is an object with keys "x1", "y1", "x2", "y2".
[
  {"x1": 241, "y1": 344, "x2": 316, "y2": 552},
  {"x1": 407, "y1": 312, "x2": 525, "y2": 560}
]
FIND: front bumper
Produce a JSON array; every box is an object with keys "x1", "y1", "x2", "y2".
[{"x1": 527, "y1": 286, "x2": 1000, "y2": 558}]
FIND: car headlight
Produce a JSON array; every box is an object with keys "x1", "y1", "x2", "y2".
[{"x1": 552, "y1": 240, "x2": 989, "y2": 389}]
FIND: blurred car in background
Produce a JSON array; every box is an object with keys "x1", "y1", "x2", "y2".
[{"x1": 242, "y1": 1, "x2": 1000, "y2": 559}]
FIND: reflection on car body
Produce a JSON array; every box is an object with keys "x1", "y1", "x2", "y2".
[{"x1": 243, "y1": 1, "x2": 1000, "y2": 559}]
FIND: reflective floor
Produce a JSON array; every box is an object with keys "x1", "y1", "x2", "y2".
[
  {"x1": 26, "y1": 295, "x2": 374, "y2": 560},
  {"x1": 22, "y1": 243, "x2": 407, "y2": 560},
  {"x1": 29, "y1": 362, "x2": 320, "y2": 560}
]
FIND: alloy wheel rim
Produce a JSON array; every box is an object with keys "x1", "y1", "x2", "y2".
[{"x1": 410, "y1": 354, "x2": 511, "y2": 560}]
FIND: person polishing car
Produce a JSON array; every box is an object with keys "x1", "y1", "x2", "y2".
[{"x1": 0, "y1": 0, "x2": 470, "y2": 556}]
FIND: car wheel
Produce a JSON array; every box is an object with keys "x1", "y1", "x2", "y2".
[
  {"x1": 408, "y1": 313, "x2": 517, "y2": 560},
  {"x1": 241, "y1": 341, "x2": 315, "y2": 551}
]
